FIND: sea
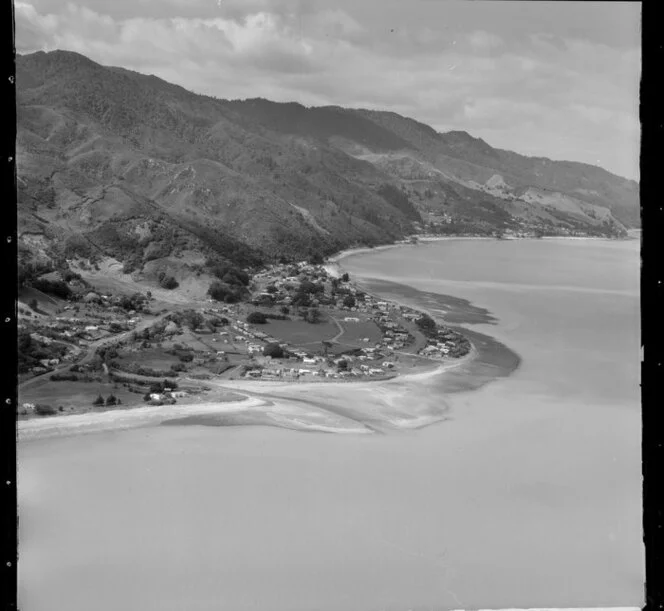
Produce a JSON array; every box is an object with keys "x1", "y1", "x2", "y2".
[{"x1": 18, "y1": 237, "x2": 642, "y2": 611}]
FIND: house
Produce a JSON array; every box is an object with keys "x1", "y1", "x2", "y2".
[
  {"x1": 368, "y1": 368, "x2": 384, "y2": 375},
  {"x1": 343, "y1": 317, "x2": 360, "y2": 322},
  {"x1": 302, "y1": 357, "x2": 317, "y2": 365},
  {"x1": 298, "y1": 368, "x2": 313, "y2": 374},
  {"x1": 382, "y1": 362, "x2": 395, "y2": 368},
  {"x1": 245, "y1": 370, "x2": 262, "y2": 378},
  {"x1": 150, "y1": 393, "x2": 164, "y2": 401}
]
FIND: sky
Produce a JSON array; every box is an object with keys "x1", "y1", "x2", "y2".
[{"x1": 15, "y1": 0, "x2": 641, "y2": 180}]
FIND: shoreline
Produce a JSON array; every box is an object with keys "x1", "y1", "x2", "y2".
[
  {"x1": 18, "y1": 352, "x2": 475, "y2": 440},
  {"x1": 18, "y1": 238, "x2": 516, "y2": 439}
]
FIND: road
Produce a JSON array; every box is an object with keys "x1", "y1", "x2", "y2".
[{"x1": 19, "y1": 312, "x2": 172, "y2": 393}]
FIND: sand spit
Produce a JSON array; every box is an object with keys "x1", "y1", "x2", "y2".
[{"x1": 18, "y1": 359, "x2": 471, "y2": 440}]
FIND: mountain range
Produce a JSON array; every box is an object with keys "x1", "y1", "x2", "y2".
[{"x1": 16, "y1": 50, "x2": 639, "y2": 286}]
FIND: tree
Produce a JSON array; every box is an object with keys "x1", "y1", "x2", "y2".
[
  {"x1": 303, "y1": 307, "x2": 322, "y2": 324},
  {"x1": 18, "y1": 329, "x2": 33, "y2": 352},
  {"x1": 93, "y1": 394, "x2": 105, "y2": 406},
  {"x1": 415, "y1": 314, "x2": 437, "y2": 336},
  {"x1": 291, "y1": 292, "x2": 311, "y2": 307},
  {"x1": 263, "y1": 342, "x2": 284, "y2": 358},
  {"x1": 341, "y1": 273, "x2": 350, "y2": 282},
  {"x1": 266, "y1": 285, "x2": 278, "y2": 294},
  {"x1": 183, "y1": 310, "x2": 204, "y2": 331},
  {"x1": 208, "y1": 281, "x2": 242, "y2": 303},
  {"x1": 337, "y1": 359, "x2": 349, "y2": 371},
  {"x1": 159, "y1": 275, "x2": 179, "y2": 290},
  {"x1": 34, "y1": 404, "x2": 56, "y2": 416},
  {"x1": 280, "y1": 305, "x2": 290, "y2": 315},
  {"x1": 343, "y1": 295, "x2": 356, "y2": 308},
  {"x1": 29, "y1": 298, "x2": 39, "y2": 311},
  {"x1": 298, "y1": 280, "x2": 317, "y2": 294},
  {"x1": 105, "y1": 394, "x2": 117, "y2": 406},
  {"x1": 247, "y1": 311, "x2": 267, "y2": 324}
]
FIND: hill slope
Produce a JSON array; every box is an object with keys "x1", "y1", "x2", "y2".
[{"x1": 16, "y1": 50, "x2": 638, "y2": 286}]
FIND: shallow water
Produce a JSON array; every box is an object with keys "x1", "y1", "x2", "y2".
[{"x1": 18, "y1": 238, "x2": 642, "y2": 611}]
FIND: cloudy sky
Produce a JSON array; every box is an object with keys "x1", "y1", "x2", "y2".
[{"x1": 16, "y1": 0, "x2": 641, "y2": 180}]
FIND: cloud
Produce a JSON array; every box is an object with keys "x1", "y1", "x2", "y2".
[{"x1": 15, "y1": 0, "x2": 641, "y2": 179}]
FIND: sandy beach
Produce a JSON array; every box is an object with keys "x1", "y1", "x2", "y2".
[{"x1": 18, "y1": 352, "x2": 475, "y2": 440}]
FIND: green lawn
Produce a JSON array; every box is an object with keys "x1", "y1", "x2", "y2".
[
  {"x1": 262, "y1": 318, "x2": 339, "y2": 347},
  {"x1": 334, "y1": 319, "x2": 383, "y2": 347}
]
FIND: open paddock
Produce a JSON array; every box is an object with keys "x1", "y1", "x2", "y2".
[
  {"x1": 333, "y1": 319, "x2": 383, "y2": 347},
  {"x1": 18, "y1": 380, "x2": 144, "y2": 415},
  {"x1": 113, "y1": 347, "x2": 181, "y2": 372},
  {"x1": 260, "y1": 318, "x2": 338, "y2": 347}
]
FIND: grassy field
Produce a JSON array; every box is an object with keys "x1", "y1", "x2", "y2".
[
  {"x1": 262, "y1": 318, "x2": 339, "y2": 347},
  {"x1": 115, "y1": 347, "x2": 180, "y2": 371},
  {"x1": 18, "y1": 380, "x2": 144, "y2": 414},
  {"x1": 334, "y1": 319, "x2": 383, "y2": 347}
]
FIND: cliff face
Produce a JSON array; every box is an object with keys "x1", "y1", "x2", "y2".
[{"x1": 16, "y1": 50, "x2": 638, "y2": 278}]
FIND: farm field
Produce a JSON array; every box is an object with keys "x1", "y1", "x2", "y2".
[
  {"x1": 18, "y1": 380, "x2": 143, "y2": 414},
  {"x1": 115, "y1": 347, "x2": 181, "y2": 371}
]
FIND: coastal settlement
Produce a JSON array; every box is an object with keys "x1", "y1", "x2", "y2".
[{"x1": 18, "y1": 258, "x2": 471, "y2": 418}]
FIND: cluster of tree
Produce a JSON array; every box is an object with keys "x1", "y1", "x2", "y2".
[
  {"x1": 247, "y1": 311, "x2": 268, "y2": 324},
  {"x1": 208, "y1": 280, "x2": 244, "y2": 303},
  {"x1": 118, "y1": 292, "x2": 148, "y2": 312},
  {"x1": 157, "y1": 271, "x2": 179, "y2": 290},
  {"x1": 61, "y1": 234, "x2": 96, "y2": 260},
  {"x1": 301, "y1": 307, "x2": 322, "y2": 324},
  {"x1": 92, "y1": 393, "x2": 121, "y2": 407},
  {"x1": 290, "y1": 279, "x2": 325, "y2": 308},
  {"x1": 263, "y1": 342, "x2": 284, "y2": 358},
  {"x1": 17, "y1": 330, "x2": 67, "y2": 373},
  {"x1": 33, "y1": 404, "x2": 58, "y2": 416},
  {"x1": 31, "y1": 278, "x2": 72, "y2": 299},
  {"x1": 342, "y1": 295, "x2": 356, "y2": 308},
  {"x1": 415, "y1": 314, "x2": 438, "y2": 337},
  {"x1": 122, "y1": 252, "x2": 143, "y2": 274},
  {"x1": 18, "y1": 258, "x2": 52, "y2": 287},
  {"x1": 147, "y1": 380, "x2": 178, "y2": 394},
  {"x1": 168, "y1": 310, "x2": 204, "y2": 331},
  {"x1": 207, "y1": 257, "x2": 251, "y2": 287},
  {"x1": 88, "y1": 223, "x2": 142, "y2": 263},
  {"x1": 377, "y1": 184, "x2": 422, "y2": 222},
  {"x1": 264, "y1": 312, "x2": 289, "y2": 321}
]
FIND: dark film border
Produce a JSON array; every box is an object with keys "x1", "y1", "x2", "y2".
[{"x1": 2, "y1": 0, "x2": 17, "y2": 609}]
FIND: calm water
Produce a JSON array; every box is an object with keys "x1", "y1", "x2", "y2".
[{"x1": 18, "y1": 238, "x2": 642, "y2": 611}]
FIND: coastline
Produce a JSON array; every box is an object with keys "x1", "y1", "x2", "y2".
[
  {"x1": 18, "y1": 352, "x2": 475, "y2": 440},
  {"x1": 19, "y1": 238, "x2": 520, "y2": 439}
]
